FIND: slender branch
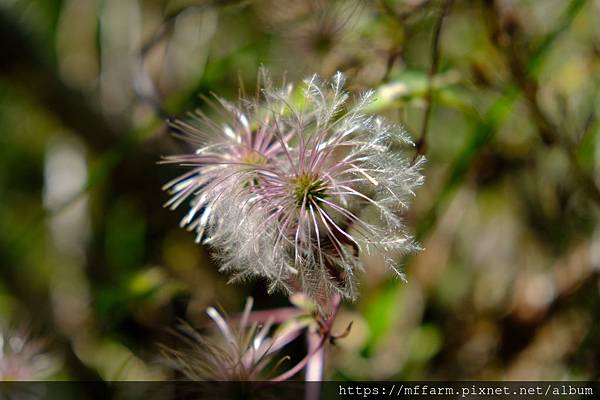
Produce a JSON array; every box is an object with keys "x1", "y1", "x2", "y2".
[
  {"x1": 482, "y1": 0, "x2": 600, "y2": 205},
  {"x1": 132, "y1": 0, "x2": 247, "y2": 118},
  {"x1": 414, "y1": 0, "x2": 454, "y2": 156},
  {"x1": 415, "y1": 0, "x2": 587, "y2": 240}
]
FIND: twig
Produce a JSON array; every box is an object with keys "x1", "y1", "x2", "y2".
[
  {"x1": 132, "y1": 0, "x2": 248, "y2": 118},
  {"x1": 132, "y1": 5, "x2": 212, "y2": 119},
  {"x1": 378, "y1": 0, "x2": 436, "y2": 83},
  {"x1": 415, "y1": 0, "x2": 454, "y2": 156},
  {"x1": 482, "y1": 0, "x2": 600, "y2": 205},
  {"x1": 415, "y1": 0, "x2": 587, "y2": 240}
]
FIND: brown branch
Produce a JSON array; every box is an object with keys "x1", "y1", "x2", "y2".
[
  {"x1": 133, "y1": 0, "x2": 248, "y2": 118},
  {"x1": 415, "y1": 0, "x2": 454, "y2": 156},
  {"x1": 482, "y1": 0, "x2": 600, "y2": 205}
]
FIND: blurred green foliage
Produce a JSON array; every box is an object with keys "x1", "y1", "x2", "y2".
[{"x1": 0, "y1": 0, "x2": 598, "y2": 383}]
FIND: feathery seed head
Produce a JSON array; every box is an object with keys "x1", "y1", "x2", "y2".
[
  {"x1": 163, "y1": 70, "x2": 425, "y2": 304},
  {"x1": 161, "y1": 298, "x2": 303, "y2": 381}
]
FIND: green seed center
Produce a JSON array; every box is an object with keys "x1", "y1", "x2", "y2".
[{"x1": 291, "y1": 173, "x2": 328, "y2": 207}]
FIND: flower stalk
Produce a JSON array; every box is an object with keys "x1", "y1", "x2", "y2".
[{"x1": 161, "y1": 70, "x2": 423, "y2": 385}]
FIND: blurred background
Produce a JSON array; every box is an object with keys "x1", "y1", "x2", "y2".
[{"x1": 0, "y1": 0, "x2": 599, "y2": 382}]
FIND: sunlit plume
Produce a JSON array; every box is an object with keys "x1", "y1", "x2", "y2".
[
  {"x1": 163, "y1": 71, "x2": 424, "y2": 303},
  {"x1": 161, "y1": 297, "x2": 304, "y2": 381}
]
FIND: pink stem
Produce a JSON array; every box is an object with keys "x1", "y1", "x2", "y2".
[
  {"x1": 305, "y1": 332, "x2": 325, "y2": 381},
  {"x1": 232, "y1": 307, "x2": 304, "y2": 325},
  {"x1": 269, "y1": 292, "x2": 342, "y2": 383},
  {"x1": 304, "y1": 333, "x2": 325, "y2": 400},
  {"x1": 269, "y1": 336, "x2": 327, "y2": 383}
]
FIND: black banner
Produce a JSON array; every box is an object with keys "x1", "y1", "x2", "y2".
[{"x1": 0, "y1": 381, "x2": 598, "y2": 400}]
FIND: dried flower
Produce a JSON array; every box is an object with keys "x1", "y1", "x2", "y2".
[
  {"x1": 163, "y1": 71, "x2": 424, "y2": 303},
  {"x1": 161, "y1": 298, "x2": 304, "y2": 381}
]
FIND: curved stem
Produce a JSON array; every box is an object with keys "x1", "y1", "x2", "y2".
[
  {"x1": 269, "y1": 334, "x2": 326, "y2": 383},
  {"x1": 268, "y1": 292, "x2": 342, "y2": 383},
  {"x1": 234, "y1": 307, "x2": 304, "y2": 325}
]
